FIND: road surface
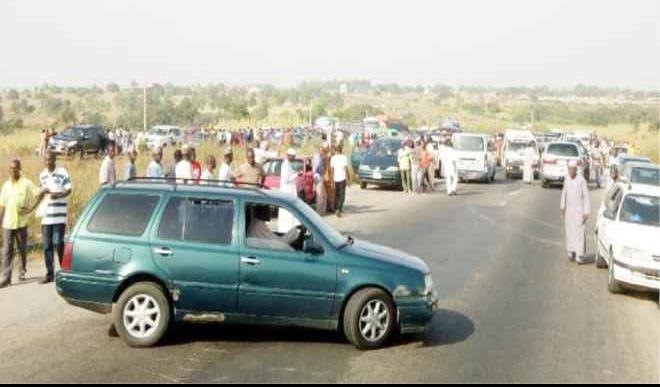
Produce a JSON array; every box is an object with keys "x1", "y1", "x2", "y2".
[{"x1": 0, "y1": 172, "x2": 657, "y2": 383}]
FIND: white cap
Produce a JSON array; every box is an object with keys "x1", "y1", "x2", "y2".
[{"x1": 286, "y1": 148, "x2": 297, "y2": 157}]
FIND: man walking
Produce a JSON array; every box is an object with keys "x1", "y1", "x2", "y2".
[
  {"x1": 0, "y1": 159, "x2": 41, "y2": 288},
  {"x1": 98, "y1": 146, "x2": 116, "y2": 186},
  {"x1": 35, "y1": 152, "x2": 71, "y2": 284},
  {"x1": 331, "y1": 145, "x2": 349, "y2": 217},
  {"x1": 560, "y1": 161, "x2": 591, "y2": 264},
  {"x1": 443, "y1": 140, "x2": 459, "y2": 196}
]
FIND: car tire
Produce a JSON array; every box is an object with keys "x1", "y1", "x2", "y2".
[
  {"x1": 360, "y1": 182, "x2": 368, "y2": 190},
  {"x1": 542, "y1": 180, "x2": 549, "y2": 188},
  {"x1": 343, "y1": 288, "x2": 397, "y2": 350},
  {"x1": 595, "y1": 238, "x2": 607, "y2": 269},
  {"x1": 607, "y1": 252, "x2": 623, "y2": 294},
  {"x1": 113, "y1": 282, "x2": 171, "y2": 348}
]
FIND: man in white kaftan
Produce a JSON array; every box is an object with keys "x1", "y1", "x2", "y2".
[{"x1": 560, "y1": 161, "x2": 591, "y2": 264}]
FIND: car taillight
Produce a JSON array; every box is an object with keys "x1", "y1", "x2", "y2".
[{"x1": 61, "y1": 242, "x2": 74, "y2": 271}]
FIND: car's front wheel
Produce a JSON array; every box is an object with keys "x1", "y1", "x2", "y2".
[
  {"x1": 343, "y1": 288, "x2": 396, "y2": 350},
  {"x1": 607, "y1": 252, "x2": 623, "y2": 294},
  {"x1": 113, "y1": 282, "x2": 171, "y2": 348},
  {"x1": 595, "y1": 237, "x2": 607, "y2": 269}
]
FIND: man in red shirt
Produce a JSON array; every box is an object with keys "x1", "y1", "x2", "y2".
[{"x1": 190, "y1": 147, "x2": 202, "y2": 184}]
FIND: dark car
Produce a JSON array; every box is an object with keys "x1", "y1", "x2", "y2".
[
  {"x1": 49, "y1": 124, "x2": 107, "y2": 158},
  {"x1": 358, "y1": 138, "x2": 403, "y2": 190}
]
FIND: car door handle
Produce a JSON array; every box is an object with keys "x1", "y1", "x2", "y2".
[
  {"x1": 241, "y1": 256, "x2": 262, "y2": 266},
  {"x1": 154, "y1": 247, "x2": 173, "y2": 257}
]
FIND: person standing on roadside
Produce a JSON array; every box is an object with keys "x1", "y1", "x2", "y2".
[
  {"x1": 411, "y1": 141, "x2": 422, "y2": 194},
  {"x1": 398, "y1": 141, "x2": 413, "y2": 194},
  {"x1": 0, "y1": 159, "x2": 42, "y2": 288},
  {"x1": 34, "y1": 152, "x2": 71, "y2": 284},
  {"x1": 234, "y1": 148, "x2": 265, "y2": 186},
  {"x1": 201, "y1": 155, "x2": 217, "y2": 183},
  {"x1": 218, "y1": 148, "x2": 234, "y2": 184},
  {"x1": 190, "y1": 147, "x2": 202, "y2": 183},
  {"x1": 560, "y1": 160, "x2": 591, "y2": 264},
  {"x1": 313, "y1": 144, "x2": 329, "y2": 214},
  {"x1": 420, "y1": 141, "x2": 434, "y2": 193},
  {"x1": 443, "y1": 139, "x2": 459, "y2": 196},
  {"x1": 98, "y1": 145, "x2": 116, "y2": 186},
  {"x1": 124, "y1": 150, "x2": 138, "y2": 181},
  {"x1": 146, "y1": 147, "x2": 164, "y2": 179},
  {"x1": 175, "y1": 145, "x2": 193, "y2": 183},
  {"x1": 331, "y1": 144, "x2": 350, "y2": 217}
]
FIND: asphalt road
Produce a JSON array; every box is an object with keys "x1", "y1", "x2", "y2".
[{"x1": 0, "y1": 172, "x2": 657, "y2": 383}]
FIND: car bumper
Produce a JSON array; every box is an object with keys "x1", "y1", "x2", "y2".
[
  {"x1": 612, "y1": 258, "x2": 660, "y2": 291},
  {"x1": 396, "y1": 292, "x2": 439, "y2": 334},
  {"x1": 358, "y1": 171, "x2": 402, "y2": 186},
  {"x1": 457, "y1": 169, "x2": 489, "y2": 181},
  {"x1": 48, "y1": 144, "x2": 74, "y2": 155},
  {"x1": 56, "y1": 271, "x2": 121, "y2": 312}
]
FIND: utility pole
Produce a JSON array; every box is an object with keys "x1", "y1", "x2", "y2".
[{"x1": 143, "y1": 84, "x2": 147, "y2": 132}]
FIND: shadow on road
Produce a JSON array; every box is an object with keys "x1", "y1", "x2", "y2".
[
  {"x1": 417, "y1": 309, "x2": 475, "y2": 347},
  {"x1": 342, "y1": 204, "x2": 388, "y2": 215}
]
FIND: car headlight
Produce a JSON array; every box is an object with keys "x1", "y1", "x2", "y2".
[
  {"x1": 359, "y1": 165, "x2": 371, "y2": 172},
  {"x1": 386, "y1": 166, "x2": 400, "y2": 172},
  {"x1": 621, "y1": 246, "x2": 645, "y2": 260}
]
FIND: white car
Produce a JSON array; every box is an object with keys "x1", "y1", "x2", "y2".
[
  {"x1": 452, "y1": 133, "x2": 497, "y2": 183},
  {"x1": 502, "y1": 130, "x2": 539, "y2": 179},
  {"x1": 541, "y1": 142, "x2": 583, "y2": 187},
  {"x1": 595, "y1": 183, "x2": 660, "y2": 293},
  {"x1": 145, "y1": 125, "x2": 183, "y2": 149}
]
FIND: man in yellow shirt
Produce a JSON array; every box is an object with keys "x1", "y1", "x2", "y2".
[{"x1": 0, "y1": 159, "x2": 42, "y2": 288}]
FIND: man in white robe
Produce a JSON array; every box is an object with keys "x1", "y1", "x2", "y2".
[
  {"x1": 443, "y1": 140, "x2": 459, "y2": 196},
  {"x1": 278, "y1": 148, "x2": 301, "y2": 233},
  {"x1": 560, "y1": 161, "x2": 591, "y2": 264},
  {"x1": 522, "y1": 141, "x2": 536, "y2": 184}
]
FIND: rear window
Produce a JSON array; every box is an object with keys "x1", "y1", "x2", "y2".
[
  {"x1": 158, "y1": 197, "x2": 234, "y2": 245},
  {"x1": 87, "y1": 193, "x2": 160, "y2": 236},
  {"x1": 619, "y1": 195, "x2": 659, "y2": 227},
  {"x1": 454, "y1": 136, "x2": 484, "y2": 151},
  {"x1": 546, "y1": 144, "x2": 579, "y2": 157},
  {"x1": 631, "y1": 168, "x2": 660, "y2": 186}
]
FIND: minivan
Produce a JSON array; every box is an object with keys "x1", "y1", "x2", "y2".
[{"x1": 56, "y1": 180, "x2": 437, "y2": 350}]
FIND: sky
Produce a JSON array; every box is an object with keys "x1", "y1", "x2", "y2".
[{"x1": 0, "y1": 0, "x2": 658, "y2": 89}]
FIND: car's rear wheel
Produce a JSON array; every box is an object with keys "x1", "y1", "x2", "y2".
[
  {"x1": 360, "y1": 182, "x2": 368, "y2": 190},
  {"x1": 595, "y1": 236, "x2": 607, "y2": 269},
  {"x1": 343, "y1": 288, "x2": 396, "y2": 350},
  {"x1": 607, "y1": 251, "x2": 623, "y2": 294},
  {"x1": 113, "y1": 282, "x2": 171, "y2": 348}
]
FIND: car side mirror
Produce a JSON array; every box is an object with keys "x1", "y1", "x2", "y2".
[{"x1": 303, "y1": 239, "x2": 324, "y2": 255}]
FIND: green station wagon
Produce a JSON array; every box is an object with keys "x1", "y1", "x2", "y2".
[{"x1": 56, "y1": 180, "x2": 437, "y2": 350}]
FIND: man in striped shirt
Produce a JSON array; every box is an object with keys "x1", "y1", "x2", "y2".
[{"x1": 35, "y1": 152, "x2": 72, "y2": 284}]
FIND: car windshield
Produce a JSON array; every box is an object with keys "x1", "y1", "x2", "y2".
[
  {"x1": 547, "y1": 144, "x2": 579, "y2": 157},
  {"x1": 507, "y1": 141, "x2": 529, "y2": 152},
  {"x1": 367, "y1": 140, "x2": 402, "y2": 157},
  {"x1": 294, "y1": 200, "x2": 346, "y2": 248},
  {"x1": 150, "y1": 129, "x2": 168, "y2": 135},
  {"x1": 455, "y1": 136, "x2": 484, "y2": 151},
  {"x1": 61, "y1": 127, "x2": 83, "y2": 137},
  {"x1": 630, "y1": 168, "x2": 660, "y2": 186},
  {"x1": 619, "y1": 194, "x2": 660, "y2": 227}
]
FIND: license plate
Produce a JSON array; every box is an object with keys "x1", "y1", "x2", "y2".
[{"x1": 373, "y1": 172, "x2": 383, "y2": 179}]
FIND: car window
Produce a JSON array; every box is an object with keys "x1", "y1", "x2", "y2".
[
  {"x1": 245, "y1": 203, "x2": 311, "y2": 252},
  {"x1": 158, "y1": 197, "x2": 234, "y2": 245},
  {"x1": 547, "y1": 144, "x2": 579, "y2": 157},
  {"x1": 455, "y1": 136, "x2": 485, "y2": 151},
  {"x1": 619, "y1": 195, "x2": 660, "y2": 227},
  {"x1": 605, "y1": 190, "x2": 624, "y2": 220},
  {"x1": 630, "y1": 168, "x2": 660, "y2": 186},
  {"x1": 87, "y1": 193, "x2": 160, "y2": 236}
]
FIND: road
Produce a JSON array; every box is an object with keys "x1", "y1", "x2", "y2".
[{"x1": 0, "y1": 171, "x2": 657, "y2": 383}]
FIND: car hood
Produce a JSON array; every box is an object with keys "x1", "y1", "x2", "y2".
[
  {"x1": 52, "y1": 134, "x2": 76, "y2": 142},
  {"x1": 361, "y1": 154, "x2": 397, "y2": 169},
  {"x1": 343, "y1": 239, "x2": 429, "y2": 274},
  {"x1": 614, "y1": 223, "x2": 660, "y2": 253},
  {"x1": 453, "y1": 150, "x2": 483, "y2": 159}
]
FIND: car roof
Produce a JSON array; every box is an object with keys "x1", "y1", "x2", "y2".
[
  {"x1": 626, "y1": 162, "x2": 658, "y2": 170},
  {"x1": 620, "y1": 155, "x2": 651, "y2": 161},
  {"x1": 546, "y1": 141, "x2": 579, "y2": 147},
  {"x1": 455, "y1": 132, "x2": 488, "y2": 138},
  {"x1": 109, "y1": 180, "x2": 298, "y2": 204},
  {"x1": 623, "y1": 183, "x2": 660, "y2": 197}
]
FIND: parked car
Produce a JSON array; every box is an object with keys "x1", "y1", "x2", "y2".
[
  {"x1": 452, "y1": 133, "x2": 497, "y2": 183},
  {"x1": 622, "y1": 163, "x2": 659, "y2": 187},
  {"x1": 358, "y1": 138, "x2": 404, "y2": 190},
  {"x1": 261, "y1": 157, "x2": 309, "y2": 190},
  {"x1": 145, "y1": 125, "x2": 183, "y2": 149},
  {"x1": 56, "y1": 181, "x2": 437, "y2": 349},
  {"x1": 617, "y1": 155, "x2": 652, "y2": 178},
  {"x1": 541, "y1": 142, "x2": 583, "y2": 188},
  {"x1": 594, "y1": 183, "x2": 660, "y2": 293},
  {"x1": 48, "y1": 124, "x2": 107, "y2": 158}
]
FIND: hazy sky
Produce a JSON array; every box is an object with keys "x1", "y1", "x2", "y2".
[{"x1": 0, "y1": 0, "x2": 658, "y2": 89}]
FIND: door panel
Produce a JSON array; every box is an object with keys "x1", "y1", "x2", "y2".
[{"x1": 151, "y1": 195, "x2": 240, "y2": 313}]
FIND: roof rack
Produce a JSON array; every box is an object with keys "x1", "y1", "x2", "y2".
[{"x1": 115, "y1": 177, "x2": 270, "y2": 192}]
